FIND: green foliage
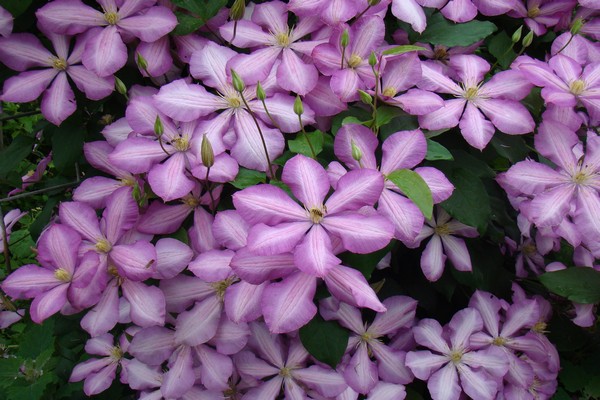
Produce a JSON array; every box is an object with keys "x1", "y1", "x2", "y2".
[
  {"x1": 418, "y1": 13, "x2": 497, "y2": 47},
  {"x1": 387, "y1": 169, "x2": 433, "y2": 219},
  {"x1": 487, "y1": 31, "x2": 517, "y2": 69},
  {"x1": 339, "y1": 241, "x2": 396, "y2": 280},
  {"x1": 539, "y1": 267, "x2": 600, "y2": 304},
  {"x1": 0, "y1": 0, "x2": 33, "y2": 17},
  {"x1": 425, "y1": 139, "x2": 453, "y2": 161},
  {"x1": 48, "y1": 114, "x2": 86, "y2": 175},
  {"x1": 230, "y1": 168, "x2": 267, "y2": 189},
  {"x1": 0, "y1": 136, "x2": 35, "y2": 182},
  {"x1": 171, "y1": 0, "x2": 228, "y2": 35},
  {"x1": 288, "y1": 131, "x2": 324, "y2": 157},
  {"x1": 381, "y1": 45, "x2": 426, "y2": 56},
  {"x1": 299, "y1": 314, "x2": 349, "y2": 368}
]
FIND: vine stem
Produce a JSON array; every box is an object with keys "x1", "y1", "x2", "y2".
[{"x1": 298, "y1": 115, "x2": 316, "y2": 159}]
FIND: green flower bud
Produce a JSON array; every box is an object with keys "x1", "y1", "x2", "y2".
[
  {"x1": 368, "y1": 51, "x2": 377, "y2": 67},
  {"x1": 230, "y1": 0, "x2": 245, "y2": 21},
  {"x1": 358, "y1": 89, "x2": 373, "y2": 105},
  {"x1": 256, "y1": 81, "x2": 266, "y2": 101},
  {"x1": 293, "y1": 95, "x2": 304, "y2": 116},
  {"x1": 351, "y1": 140, "x2": 362, "y2": 162},
  {"x1": 115, "y1": 76, "x2": 127, "y2": 96},
  {"x1": 230, "y1": 68, "x2": 245, "y2": 92},
  {"x1": 136, "y1": 52, "x2": 148, "y2": 71},
  {"x1": 522, "y1": 30, "x2": 534, "y2": 48},
  {"x1": 154, "y1": 115, "x2": 163, "y2": 136},
  {"x1": 511, "y1": 26, "x2": 523, "y2": 43},
  {"x1": 201, "y1": 134, "x2": 214, "y2": 168},
  {"x1": 368, "y1": 0, "x2": 382, "y2": 5},
  {"x1": 571, "y1": 18, "x2": 584, "y2": 35},
  {"x1": 340, "y1": 29, "x2": 349, "y2": 48}
]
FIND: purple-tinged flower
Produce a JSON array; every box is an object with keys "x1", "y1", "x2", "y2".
[
  {"x1": 551, "y1": 7, "x2": 600, "y2": 65},
  {"x1": 321, "y1": 297, "x2": 417, "y2": 394},
  {"x1": 517, "y1": 54, "x2": 600, "y2": 124},
  {"x1": 220, "y1": 1, "x2": 324, "y2": 94},
  {"x1": 234, "y1": 154, "x2": 394, "y2": 278},
  {"x1": 235, "y1": 322, "x2": 348, "y2": 399},
  {"x1": 418, "y1": 55, "x2": 535, "y2": 149},
  {"x1": 410, "y1": 206, "x2": 478, "y2": 282},
  {"x1": 0, "y1": 298, "x2": 24, "y2": 329},
  {"x1": 8, "y1": 153, "x2": 52, "y2": 197},
  {"x1": 36, "y1": 0, "x2": 177, "y2": 77},
  {"x1": 406, "y1": 308, "x2": 509, "y2": 400},
  {"x1": 0, "y1": 6, "x2": 13, "y2": 37},
  {"x1": 289, "y1": 0, "x2": 390, "y2": 26},
  {"x1": 312, "y1": 16, "x2": 384, "y2": 101},
  {"x1": 0, "y1": 32, "x2": 114, "y2": 125},
  {"x1": 0, "y1": 209, "x2": 26, "y2": 253},
  {"x1": 504, "y1": 235, "x2": 546, "y2": 277},
  {"x1": 69, "y1": 333, "x2": 129, "y2": 396},
  {"x1": 329, "y1": 124, "x2": 454, "y2": 244},
  {"x1": 508, "y1": 0, "x2": 577, "y2": 36},
  {"x1": 1, "y1": 224, "x2": 99, "y2": 323}
]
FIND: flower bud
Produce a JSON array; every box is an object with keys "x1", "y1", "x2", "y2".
[
  {"x1": 115, "y1": 76, "x2": 127, "y2": 96},
  {"x1": 368, "y1": 0, "x2": 382, "y2": 5},
  {"x1": 351, "y1": 140, "x2": 362, "y2": 162},
  {"x1": 340, "y1": 29, "x2": 349, "y2": 48},
  {"x1": 293, "y1": 95, "x2": 304, "y2": 116},
  {"x1": 201, "y1": 134, "x2": 214, "y2": 168},
  {"x1": 230, "y1": 0, "x2": 245, "y2": 21},
  {"x1": 571, "y1": 18, "x2": 584, "y2": 35},
  {"x1": 368, "y1": 51, "x2": 377, "y2": 67},
  {"x1": 522, "y1": 30, "x2": 534, "y2": 48},
  {"x1": 358, "y1": 89, "x2": 372, "y2": 105},
  {"x1": 256, "y1": 81, "x2": 266, "y2": 101},
  {"x1": 511, "y1": 26, "x2": 523, "y2": 43},
  {"x1": 230, "y1": 68, "x2": 245, "y2": 92},
  {"x1": 136, "y1": 52, "x2": 148, "y2": 71},
  {"x1": 154, "y1": 115, "x2": 163, "y2": 136}
]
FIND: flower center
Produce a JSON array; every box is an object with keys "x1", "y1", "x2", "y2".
[
  {"x1": 533, "y1": 321, "x2": 547, "y2": 333},
  {"x1": 275, "y1": 32, "x2": 290, "y2": 47},
  {"x1": 433, "y1": 47, "x2": 448, "y2": 60},
  {"x1": 449, "y1": 350, "x2": 463, "y2": 364},
  {"x1": 51, "y1": 57, "x2": 68, "y2": 71},
  {"x1": 434, "y1": 223, "x2": 451, "y2": 236},
  {"x1": 104, "y1": 11, "x2": 119, "y2": 25},
  {"x1": 572, "y1": 170, "x2": 589, "y2": 185},
  {"x1": 211, "y1": 277, "x2": 236, "y2": 300},
  {"x1": 54, "y1": 268, "x2": 71, "y2": 282},
  {"x1": 492, "y1": 336, "x2": 508, "y2": 346},
  {"x1": 95, "y1": 238, "x2": 112, "y2": 253},
  {"x1": 109, "y1": 346, "x2": 123, "y2": 363},
  {"x1": 570, "y1": 79, "x2": 585, "y2": 95},
  {"x1": 171, "y1": 136, "x2": 190, "y2": 152},
  {"x1": 527, "y1": 6, "x2": 540, "y2": 18},
  {"x1": 279, "y1": 366, "x2": 292, "y2": 377},
  {"x1": 382, "y1": 87, "x2": 397, "y2": 97},
  {"x1": 463, "y1": 86, "x2": 479, "y2": 101},
  {"x1": 182, "y1": 195, "x2": 199, "y2": 208},
  {"x1": 347, "y1": 54, "x2": 362, "y2": 68},
  {"x1": 120, "y1": 176, "x2": 136, "y2": 187},
  {"x1": 522, "y1": 243, "x2": 537, "y2": 256},
  {"x1": 309, "y1": 207, "x2": 325, "y2": 224}
]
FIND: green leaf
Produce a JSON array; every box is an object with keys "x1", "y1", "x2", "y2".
[
  {"x1": 170, "y1": 0, "x2": 227, "y2": 33},
  {"x1": 230, "y1": 168, "x2": 266, "y2": 189},
  {"x1": 539, "y1": 267, "x2": 600, "y2": 304},
  {"x1": 387, "y1": 169, "x2": 433, "y2": 219},
  {"x1": 489, "y1": 133, "x2": 529, "y2": 164},
  {"x1": 381, "y1": 45, "x2": 425, "y2": 56},
  {"x1": 0, "y1": 0, "x2": 32, "y2": 17},
  {"x1": 29, "y1": 197, "x2": 60, "y2": 240},
  {"x1": 0, "y1": 358, "x2": 21, "y2": 385},
  {"x1": 331, "y1": 107, "x2": 372, "y2": 135},
  {"x1": 426, "y1": 139, "x2": 453, "y2": 161},
  {"x1": 341, "y1": 116, "x2": 370, "y2": 127},
  {"x1": 0, "y1": 135, "x2": 34, "y2": 179},
  {"x1": 288, "y1": 131, "x2": 324, "y2": 157},
  {"x1": 6, "y1": 373, "x2": 55, "y2": 400},
  {"x1": 440, "y1": 168, "x2": 491, "y2": 233},
  {"x1": 18, "y1": 318, "x2": 55, "y2": 359},
  {"x1": 339, "y1": 241, "x2": 395, "y2": 280},
  {"x1": 487, "y1": 31, "x2": 517, "y2": 69},
  {"x1": 419, "y1": 13, "x2": 497, "y2": 47},
  {"x1": 172, "y1": 11, "x2": 206, "y2": 35},
  {"x1": 374, "y1": 106, "x2": 405, "y2": 128},
  {"x1": 48, "y1": 114, "x2": 86, "y2": 174},
  {"x1": 559, "y1": 361, "x2": 590, "y2": 393},
  {"x1": 8, "y1": 229, "x2": 35, "y2": 261},
  {"x1": 299, "y1": 315, "x2": 349, "y2": 368}
]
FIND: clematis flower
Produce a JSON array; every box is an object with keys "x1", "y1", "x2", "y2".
[
  {"x1": 233, "y1": 154, "x2": 394, "y2": 278},
  {"x1": 0, "y1": 32, "x2": 114, "y2": 125},
  {"x1": 220, "y1": 0, "x2": 325, "y2": 94},
  {"x1": 418, "y1": 55, "x2": 535, "y2": 149},
  {"x1": 508, "y1": 0, "x2": 577, "y2": 36},
  {"x1": 0, "y1": 209, "x2": 27, "y2": 253},
  {"x1": 36, "y1": 0, "x2": 177, "y2": 77},
  {"x1": 8, "y1": 153, "x2": 52, "y2": 197},
  {"x1": 406, "y1": 308, "x2": 509, "y2": 400},
  {"x1": 1, "y1": 224, "x2": 99, "y2": 323}
]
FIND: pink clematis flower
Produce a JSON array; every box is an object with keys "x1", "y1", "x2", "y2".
[
  {"x1": 508, "y1": 0, "x2": 577, "y2": 36},
  {"x1": 36, "y1": 0, "x2": 177, "y2": 77},
  {"x1": 0, "y1": 32, "x2": 114, "y2": 125},
  {"x1": 0, "y1": 209, "x2": 27, "y2": 253},
  {"x1": 418, "y1": 55, "x2": 535, "y2": 150}
]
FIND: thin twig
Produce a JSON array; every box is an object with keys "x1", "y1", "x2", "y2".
[
  {"x1": 0, "y1": 181, "x2": 80, "y2": 203},
  {"x1": 0, "y1": 111, "x2": 41, "y2": 122}
]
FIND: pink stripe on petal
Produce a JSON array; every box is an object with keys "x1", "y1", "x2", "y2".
[
  {"x1": 418, "y1": 98, "x2": 465, "y2": 131},
  {"x1": 190, "y1": 41, "x2": 236, "y2": 90},
  {"x1": 175, "y1": 296, "x2": 222, "y2": 346},
  {"x1": 479, "y1": 70, "x2": 532, "y2": 100},
  {"x1": 103, "y1": 186, "x2": 138, "y2": 243},
  {"x1": 427, "y1": 362, "x2": 460, "y2": 400},
  {"x1": 379, "y1": 189, "x2": 425, "y2": 244},
  {"x1": 459, "y1": 102, "x2": 495, "y2": 150},
  {"x1": 81, "y1": 281, "x2": 120, "y2": 336},
  {"x1": 36, "y1": 0, "x2": 105, "y2": 35},
  {"x1": 323, "y1": 213, "x2": 393, "y2": 254},
  {"x1": 0, "y1": 33, "x2": 55, "y2": 70},
  {"x1": 155, "y1": 238, "x2": 193, "y2": 280},
  {"x1": 330, "y1": 68, "x2": 361, "y2": 102},
  {"x1": 83, "y1": 364, "x2": 117, "y2": 396},
  {"x1": 148, "y1": 153, "x2": 196, "y2": 202},
  {"x1": 231, "y1": 111, "x2": 285, "y2": 171},
  {"x1": 502, "y1": 160, "x2": 564, "y2": 195},
  {"x1": 112, "y1": 241, "x2": 156, "y2": 281},
  {"x1": 294, "y1": 225, "x2": 340, "y2": 277},
  {"x1": 392, "y1": 89, "x2": 445, "y2": 116},
  {"x1": 293, "y1": 365, "x2": 347, "y2": 397},
  {"x1": 325, "y1": 168, "x2": 384, "y2": 214},
  {"x1": 233, "y1": 183, "x2": 306, "y2": 225},
  {"x1": 1, "y1": 265, "x2": 60, "y2": 299},
  {"x1": 59, "y1": 201, "x2": 102, "y2": 242},
  {"x1": 122, "y1": 280, "x2": 165, "y2": 328},
  {"x1": 282, "y1": 154, "x2": 330, "y2": 208},
  {"x1": 391, "y1": 0, "x2": 427, "y2": 33},
  {"x1": 154, "y1": 79, "x2": 222, "y2": 122},
  {"x1": 135, "y1": 37, "x2": 173, "y2": 77},
  {"x1": 448, "y1": 308, "x2": 483, "y2": 350},
  {"x1": 247, "y1": 221, "x2": 311, "y2": 256},
  {"x1": 128, "y1": 326, "x2": 175, "y2": 365},
  {"x1": 370, "y1": 341, "x2": 413, "y2": 384},
  {"x1": 405, "y1": 350, "x2": 448, "y2": 380},
  {"x1": 277, "y1": 48, "x2": 319, "y2": 95},
  {"x1": 344, "y1": 343, "x2": 378, "y2": 394},
  {"x1": 118, "y1": 6, "x2": 177, "y2": 42},
  {"x1": 161, "y1": 346, "x2": 195, "y2": 399},
  {"x1": 535, "y1": 120, "x2": 579, "y2": 171},
  {"x1": 440, "y1": 235, "x2": 472, "y2": 272},
  {"x1": 381, "y1": 129, "x2": 427, "y2": 173},
  {"x1": 82, "y1": 26, "x2": 127, "y2": 77},
  {"x1": 370, "y1": 296, "x2": 417, "y2": 335},
  {"x1": 420, "y1": 235, "x2": 446, "y2": 281},
  {"x1": 1, "y1": 69, "x2": 57, "y2": 103},
  {"x1": 37, "y1": 224, "x2": 80, "y2": 273},
  {"x1": 529, "y1": 184, "x2": 575, "y2": 227},
  {"x1": 262, "y1": 272, "x2": 317, "y2": 333},
  {"x1": 478, "y1": 98, "x2": 535, "y2": 135},
  {"x1": 30, "y1": 284, "x2": 68, "y2": 323},
  {"x1": 219, "y1": 20, "x2": 273, "y2": 48},
  {"x1": 224, "y1": 281, "x2": 265, "y2": 323},
  {"x1": 196, "y1": 345, "x2": 233, "y2": 391},
  {"x1": 334, "y1": 123, "x2": 379, "y2": 170},
  {"x1": 226, "y1": 47, "x2": 281, "y2": 86},
  {"x1": 230, "y1": 248, "x2": 296, "y2": 284},
  {"x1": 41, "y1": 72, "x2": 77, "y2": 126},
  {"x1": 108, "y1": 137, "x2": 167, "y2": 173},
  {"x1": 324, "y1": 265, "x2": 385, "y2": 311},
  {"x1": 420, "y1": 62, "x2": 463, "y2": 95},
  {"x1": 459, "y1": 365, "x2": 498, "y2": 400}
]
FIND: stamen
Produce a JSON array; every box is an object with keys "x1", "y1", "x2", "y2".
[
  {"x1": 492, "y1": 336, "x2": 508, "y2": 346},
  {"x1": 54, "y1": 268, "x2": 71, "y2": 282},
  {"x1": 463, "y1": 86, "x2": 479, "y2": 100},
  {"x1": 275, "y1": 32, "x2": 290, "y2": 47},
  {"x1": 309, "y1": 207, "x2": 325, "y2": 224},
  {"x1": 171, "y1": 136, "x2": 190, "y2": 152},
  {"x1": 449, "y1": 350, "x2": 463, "y2": 364},
  {"x1": 382, "y1": 87, "x2": 397, "y2": 97},
  {"x1": 96, "y1": 238, "x2": 112, "y2": 253},
  {"x1": 527, "y1": 6, "x2": 540, "y2": 18},
  {"x1": 570, "y1": 79, "x2": 585, "y2": 95},
  {"x1": 104, "y1": 11, "x2": 119, "y2": 25},
  {"x1": 52, "y1": 57, "x2": 68, "y2": 71},
  {"x1": 347, "y1": 54, "x2": 363, "y2": 68},
  {"x1": 434, "y1": 224, "x2": 451, "y2": 236}
]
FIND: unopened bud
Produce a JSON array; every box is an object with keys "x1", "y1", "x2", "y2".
[
  {"x1": 368, "y1": 0, "x2": 382, "y2": 5},
  {"x1": 511, "y1": 26, "x2": 523, "y2": 43},
  {"x1": 522, "y1": 30, "x2": 534, "y2": 48},
  {"x1": 358, "y1": 89, "x2": 372, "y2": 105},
  {"x1": 201, "y1": 134, "x2": 214, "y2": 168},
  {"x1": 293, "y1": 95, "x2": 304, "y2": 116},
  {"x1": 154, "y1": 115, "x2": 163, "y2": 136},
  {"x1": 571, "y1": 18, "x2": 584, "y2": 35},
  {"x1": 351, "y1": 140, "x2": 362, "y2": 162},
  {"x1": 256, "y1": 81, "x2": 266, "y2": 101},
  {"x1": 230, "y1": 69, "x2": 245, "y2": 92},
  {"x1": 230, "y1": 0, "x2": 245, "y2": 21},
  {"x1": 340, "y1": 29, "x2": 349, "y2": 48},
  {"x1": 115, "y1": 76, "x2": 127, "y2": 96},
  {"x1": 368, "y1": 51, "x2": 377, "y2": 67},
  {"x1": 136, "y1": 52, "x2": 148, "y2": 71}
]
